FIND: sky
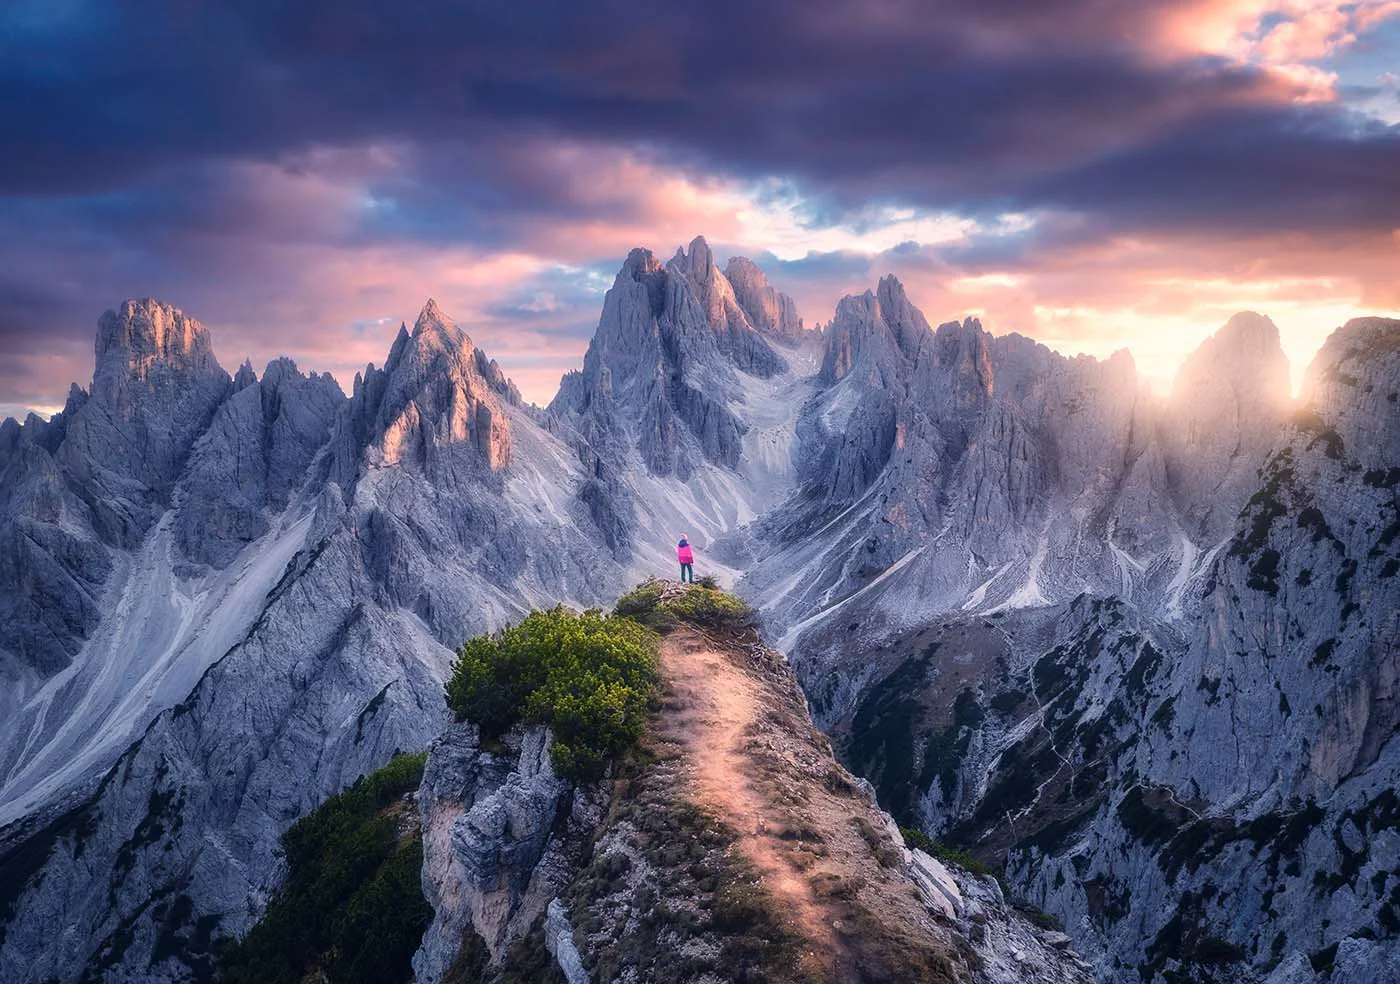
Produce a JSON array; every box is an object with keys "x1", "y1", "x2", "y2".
[{"x1": 2, "y1": 0, "x2": 1398, "y2": 418}]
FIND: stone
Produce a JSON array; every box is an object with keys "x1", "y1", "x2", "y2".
[{"x1": 544, "y1": 898, "x2": 589, "y2": 984}]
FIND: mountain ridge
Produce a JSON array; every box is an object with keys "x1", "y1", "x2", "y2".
[{"x1": 1, "y1": 237, "x2": 1396, "y2": 984}]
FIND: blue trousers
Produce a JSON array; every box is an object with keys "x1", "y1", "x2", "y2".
[{"x1": 680, "y1": 563, "x2": 693, "y2": 583}]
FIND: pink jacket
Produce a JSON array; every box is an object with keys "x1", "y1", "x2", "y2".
[{"x1": 677, "y1": 542, "x2": 694, "y2": 564}]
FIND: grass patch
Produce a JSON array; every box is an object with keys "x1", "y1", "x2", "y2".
[
  {"x1": 615, "y1": 579, "x2": 757, "y2": 635},
  {"x1": 900, "y1": 827, "x2": 1002, "y2": 884}
]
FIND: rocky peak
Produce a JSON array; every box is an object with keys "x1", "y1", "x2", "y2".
[
  {"x1": 550, "y1": 238, "x2": 791, "y2": 482},
  {"x1": 1170, "y1": 311, "x2": 1290, "y2": 419},
  {"x1": 412, "y1": 298, "x2": 461, "y2": 344},
  {"x1": 725, "y1": 255, "x2": 804, "y2": 340},
  {"x1": 820, "y1": 288, "x2": 902, "y2": 385},
  {"x1": 1300, "y1": 316, "x2": 1400, "y2": 469},
  {"x1": 54, "y1": 299, "x2": 233, "y2": 546},
  {"x1": 347, "y1": 300, "x2": 512, "y2": 476},
  {"x1": 931, "y1": 316, "x2": 995, "y2": 397},
  {"x1": 876, "y1": 275, "x2": 933, "y2": 361},
  {"x1": 665, "y1": 238, "x2": 787, "y2": 378},
  {"x1": 174, "y1": 356, "x2": 344, "y2": 569},
  {"x1": 62, "y1": 383, "x2": 88, "y2": 418},
  {"x1": 670, "y1": 234, "x2": 715, "y2": 282},
  {"x1": 618, "y1": 248, "x2": 667, "y2": 320},
  {"x1": 233, "y1": 360, "x2": 258, "y2": 392},
  {"x1": 622, "y1": 246, "x2": 663, "y2": 278},
  {"x1": 1163, "y1": 311, "x2": 1292, "y2": 538},
  {"x1": 259, "y1": 356, "x2": 297, "y2": 391},
  {"x1": 92, "y1": 298, "x2": 225, "y2": 407},
  {"x1": 0, "y1": 414, "x2": 19, "y2": 454}
]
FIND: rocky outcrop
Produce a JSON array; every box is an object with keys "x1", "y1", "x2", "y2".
[
  {"x1": 726, "y1": 255, "x2": 805, "y2": 343},
  {"x1": 411, "y1": 606, "x2": 1091, "y2": 984},
  {"x1": 415, "y1": 725, "x2": 603, "y2": 983},
  {"x1": 1162, "y1": 311, "x2": 1292, "y2": 540}
]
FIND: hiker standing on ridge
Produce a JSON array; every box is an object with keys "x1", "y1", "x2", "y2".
[{"x1": 677, "y1": 535, "x2": 695, "y2": 583}]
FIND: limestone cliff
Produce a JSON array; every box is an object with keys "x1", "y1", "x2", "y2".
[{"x1": 412, "y1": 589, "x2": 1092, "y2": 984}]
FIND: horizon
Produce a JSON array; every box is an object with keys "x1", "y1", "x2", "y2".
[
  {"x1": 0, "y1": 243, "x2": 1342, "y2": 423},
  {"x1": 3, "y1": 2, "x2": 1398, "y2": 418}
]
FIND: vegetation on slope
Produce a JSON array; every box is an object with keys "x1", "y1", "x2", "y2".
[
  {"x1": 614, "y1": 577, "x2": 757, "y2": 634},
  {"x1": 217, "y1": 752, "x2": 430, "y2": 984},
  {"x1": 445, "y1": 605, "x2": 659, "y2": 780}
]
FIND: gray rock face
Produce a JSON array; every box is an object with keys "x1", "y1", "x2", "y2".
[
  {"x1": 0, "y1": 419, "x2": 111, "y2": 676},
  {"x1": 331, "y1": 300, "x2": 516, "y2": 490},
  {"x1": 414, "y1": 725, "x2": 603, "y2": 984},
  {"x1": 0, "y1": 301, "x2": 231, "y2": 682},
  {"x1": 784, "y1": 311, "x2": 1400, "y2": 983},
  {"x1": 175, "y1": 358, "x2": 343, "y2": 569},
  {"x1": 1162, "y1": 310, "x2": 1293, "y2": 540},
  {"x1": 66, "y1": 299, "x2": 232, "y2": 546},
  {"x1": 550, "y1": 237, "x2": 787, "y2": 483},
  {"x1": 543, "y1": 898, "x2": 588, "y2": 984},
  {"x1": 726, "y1": 255, "x2": 804, "y2": 343},
  {"x1": 742, "y1": 277, "x2": 1175, "y2": 647},
  {"x1": 1, "y1": 245, "x2": 1395, "y2": 984}
]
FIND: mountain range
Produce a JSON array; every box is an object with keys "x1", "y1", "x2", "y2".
[{"x1": 1, "y1": 236, "x2": 1396, "y2": 984}]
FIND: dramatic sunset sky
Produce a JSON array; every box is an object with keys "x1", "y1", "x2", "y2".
[{"x1": 2, "y1": 0, "x2": 1398, "y2": 417}]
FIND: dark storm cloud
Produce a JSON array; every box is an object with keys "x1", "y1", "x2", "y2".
[
  {"x1": 4, "y1": 0, "x2": 1397, "y2": 236},
  {"x1": 3, "y1": 0, "x2": 1398, "y2": 414}
]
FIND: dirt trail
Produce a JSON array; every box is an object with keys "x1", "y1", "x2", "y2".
[
  {"x1": 646, "y1": 618, "x2": 976, "y2": 984},
  {"x1": 654, "y1": 628, "x2": 838, "y2": 968}
]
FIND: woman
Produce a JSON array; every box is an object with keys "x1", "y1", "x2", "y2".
[{"x1": 677, "y1": 535, "x2": 694, "y2": 583}]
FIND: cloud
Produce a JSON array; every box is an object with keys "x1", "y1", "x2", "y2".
[
  {"x1": 0, "y1": 0, "x2": 1396, "y2": 414},
  {"x1": 4, "y1": 0, "x2": 1395, "y2": 234}
]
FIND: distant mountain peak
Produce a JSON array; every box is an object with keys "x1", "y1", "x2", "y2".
[
  {"x1": 622, "y1": 247, "x2": 662, "y2": 279},
  {"x1": 671, "y1": 235, "x2": 715, "y2": 281},
  {"x1": 1172, "y1": 310, "x2": 1289, "y2": 405},
  {"x1": 725, "y1": 255, "x2": 805, "y2": 341},
  {"x1": 412, "y1": 298, "x2": 468, "y2": 348},
  {"x1": 92, "y1": 298, "x2": 225, "y2": 403},
  {"x1": 233, "y1": 359, "x2": 258, "y2": 391}
]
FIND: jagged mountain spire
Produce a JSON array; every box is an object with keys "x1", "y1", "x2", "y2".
[
  {"x1": 3, "y1": 244, "x2": 1398, "y2": 984},
  {"x1": 1163, "y1": 310, "x2": 1292, "y2": 538},
  {"x1": 551, "y1": 239, "x2": 797, "y2": 480}
]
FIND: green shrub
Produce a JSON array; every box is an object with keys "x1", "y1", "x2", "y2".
[
  {"x1": 613, "y1": 581, "x2": 757, "y2": 635},
  {"x1": 662, "y1": 587, "x2": 756, "y2": 632},
  {"x1": 445, "y1": 607, "x2": 659, "y2": 781},
  {"x1": 218, "y1": 752, "x2": 430, "y2": 984},
  {"x1": 615, "y1": 581, "x2": 666, "y2": 618}
]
